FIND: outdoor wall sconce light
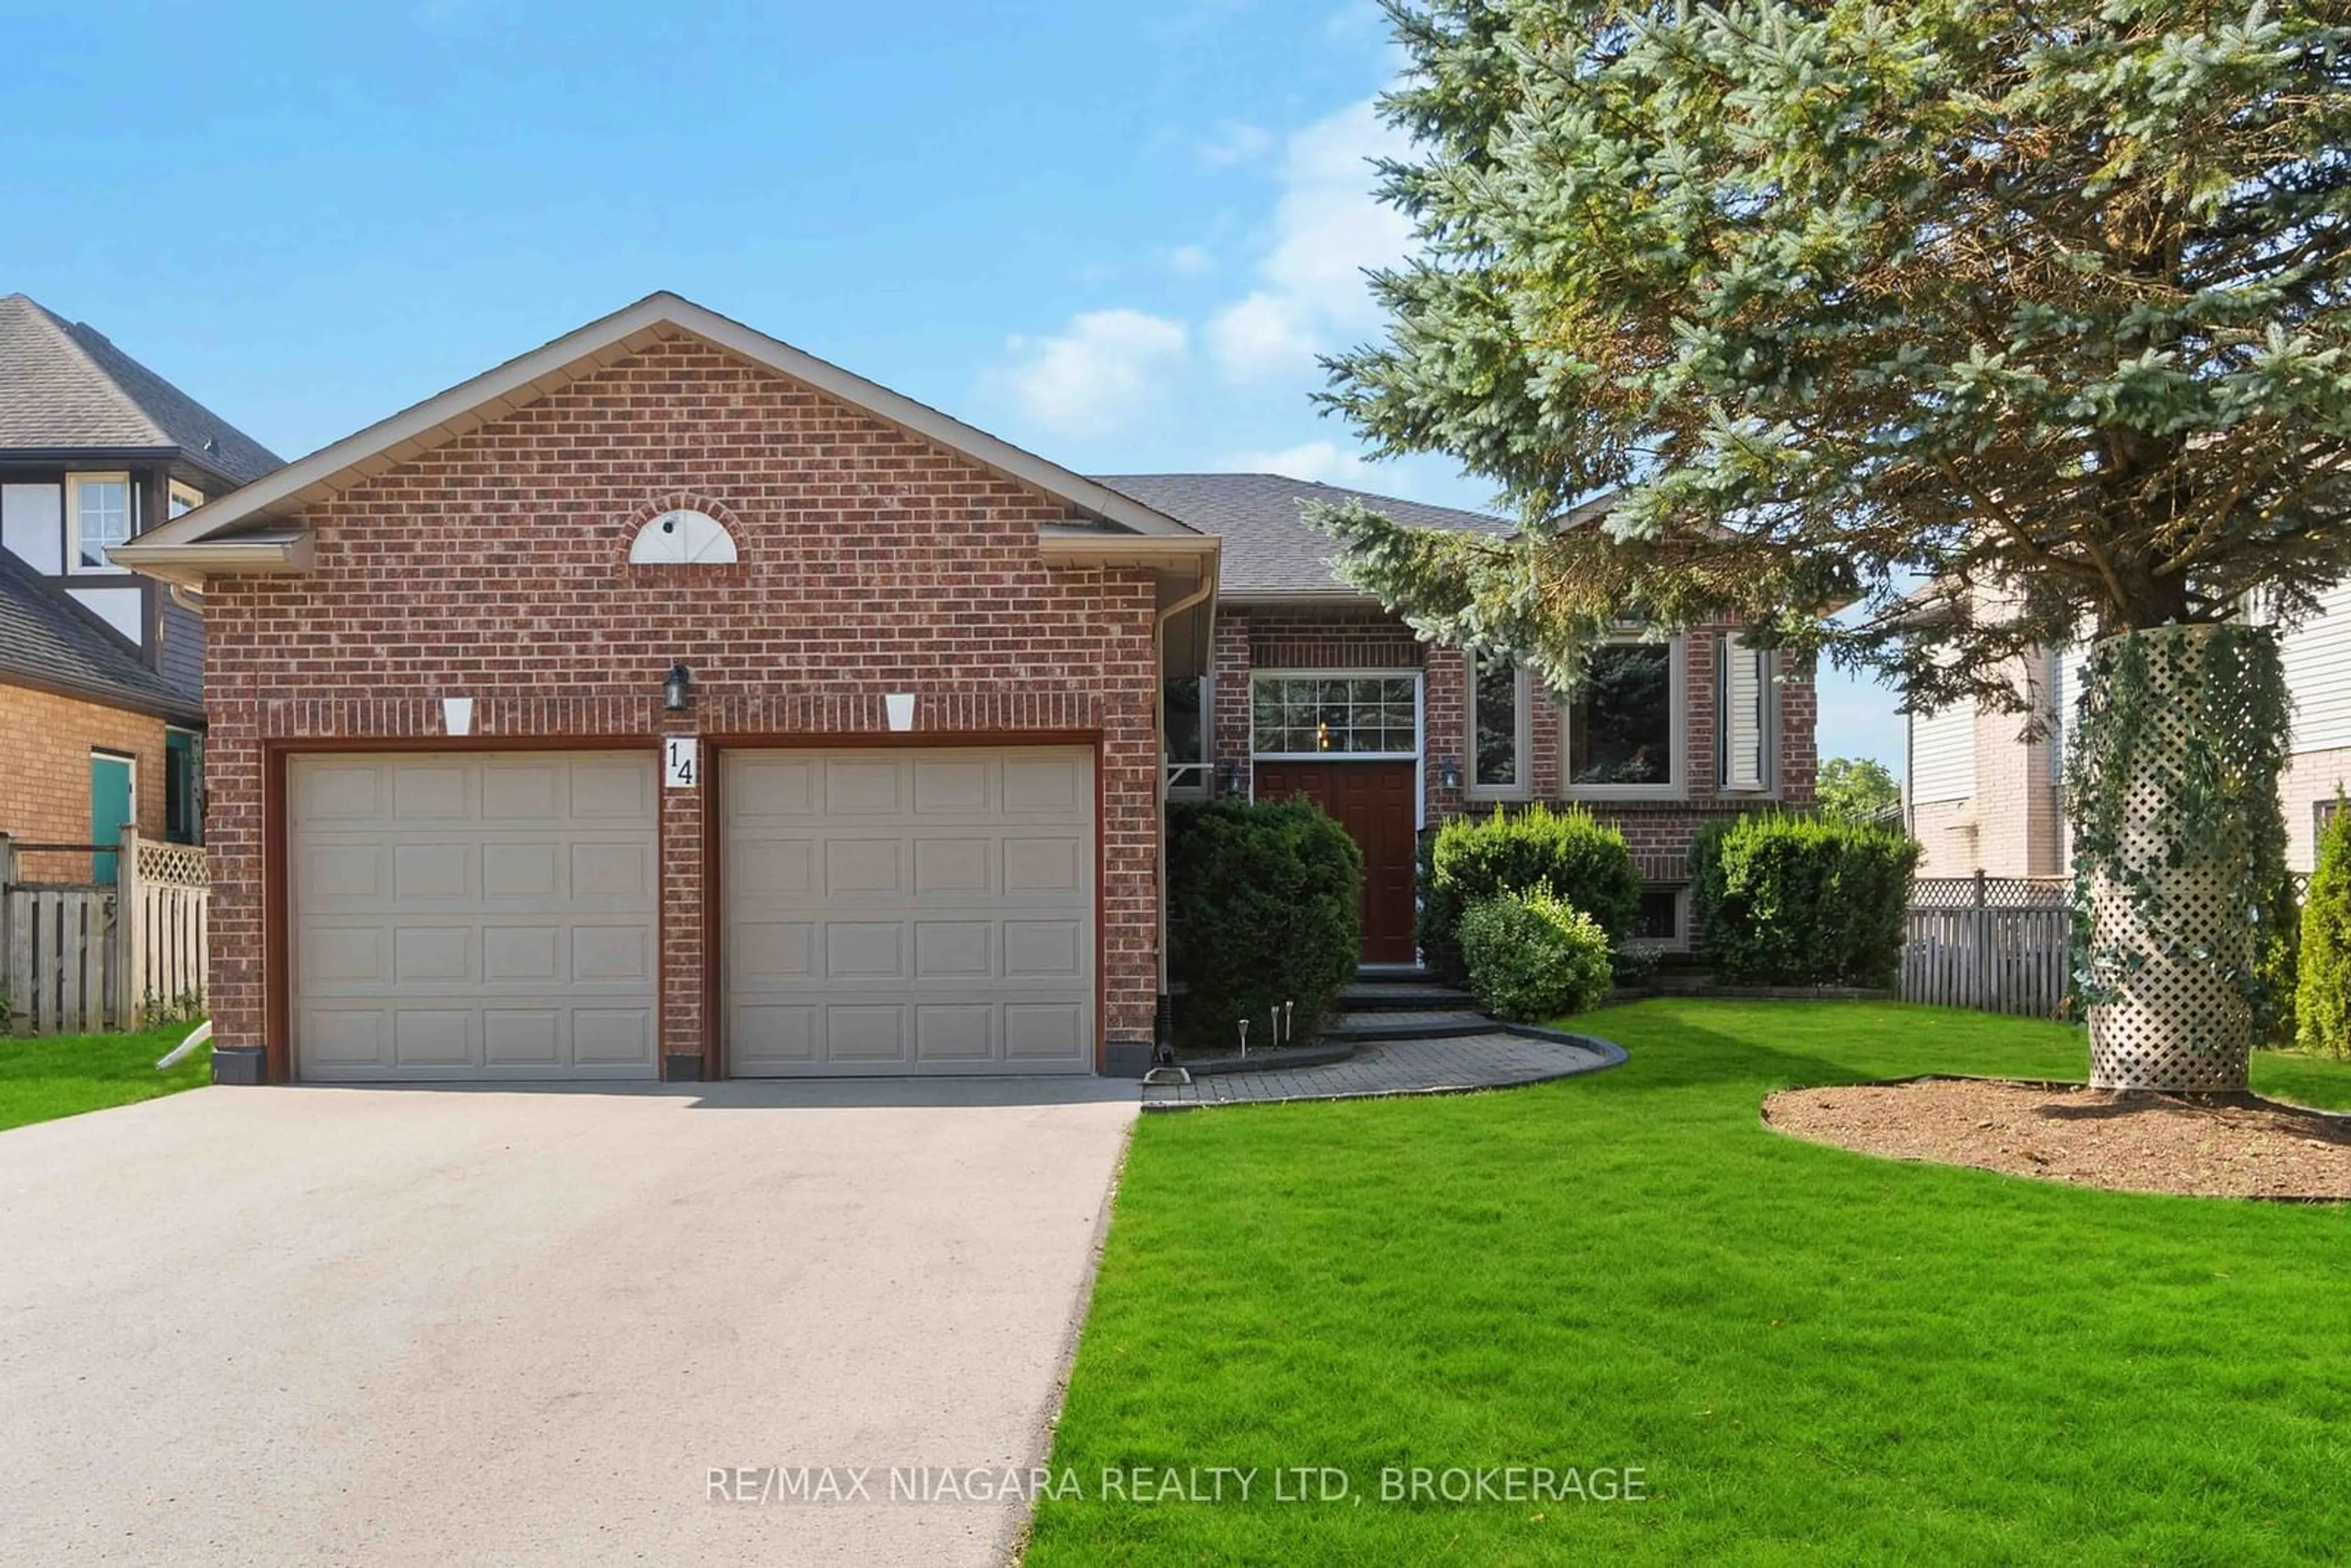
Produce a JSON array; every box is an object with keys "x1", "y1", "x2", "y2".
[
  {"x1": 663, "y1": 663, "x2": 692, "y2": 713},
  {"x1": 1218, "y1": 759, "x2": 1245, "y2": 797},
  {"x1": 1438, "y1": 755, "x2": 1462, "y2": 791}
]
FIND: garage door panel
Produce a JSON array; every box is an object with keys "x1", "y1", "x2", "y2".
[
  {"x1": 825, "y1": 1005, "x2": 909, "y2": 1062},
  {"x1": 823, "y1": 758, "x2": 902, "y2": 814},
  {"x1": 1002, "y1": 837, "x2": 1081, "y2": 896},
  {"x1": 824, "y1": 838, "x2": 904, "y2": 895},
  {"x1": 1004, "y1": 1003, "x2": 1086, "y2": 1063},
  {"x1": 291, "y1": 752, "x2": 658, "y2": 1082},
  {"x1": 391, "y1": 765, "x2": 469, "y2": 819},
  {"x1": 724, "y1": 746, "x2": 1094, "y2": 1076}
]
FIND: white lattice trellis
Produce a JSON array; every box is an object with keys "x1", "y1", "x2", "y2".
[{"x1": 2082, "y1": 628, "x2": 2257, "y2": 1092}]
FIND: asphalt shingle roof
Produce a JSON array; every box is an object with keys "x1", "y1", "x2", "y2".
[
  {"x1": 0, "y1": 294, "x2": 282, "y2": 486},
  {"x1": 0, "y1": 546, "x2": 201, "y2": 722},
  {"x1": 1092, "y1": 472, "x2": 1512, "y2": 595}
]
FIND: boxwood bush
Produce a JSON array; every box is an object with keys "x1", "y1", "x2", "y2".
[
  {"x1": 1168, "y1": 799, "x2": 1362, "y2": 1052},
  {"x1": 1421, "y1": 805, "x2": 1640, "y2": 983},
  {"x1": 2296, "y1": 796, "x2": 2351, "y2": 1056},
  {"x1": 1457, "y1": 886, "x2": 1614, "y2": 1022},
  {"x1": 1691, "y1": 813, "x2": 1920, "y2": 988}
]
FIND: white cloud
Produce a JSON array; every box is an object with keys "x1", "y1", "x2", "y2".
[
  {"x1": 1196, "y1": 121, "x2": 1276, "y2": 167},
  {"x1": 1207, "y1": 97, "x2": 1412, "y2": 383},
  {"x1": 1219, "y1": 440, "x2": 1400, "y2": 491},
  {"x1": 997, "y1": 309, "x2": 1189, "y2": 437},
  {"x1": 1206, "y1": 291, "x2": 1321, "y2": 381},
  {"x1": 1165, "y1": 243, "x2": 1217, "y2": 277}
]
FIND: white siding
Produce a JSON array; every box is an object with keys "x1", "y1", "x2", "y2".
[
  {"x1": 2281, "y1": 582, "x2": 2351, "y2": 755},
  {"x1": 1910, "y1": 704, "x2": 1974, "y2": 804},
  {"x1": 2, "y1": 483, "x2": 62, "y2": 574}
]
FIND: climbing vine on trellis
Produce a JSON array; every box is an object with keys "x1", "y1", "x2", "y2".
[{"x1": 2064, "y1": 625, "x2": 2293, "y2": 1032}]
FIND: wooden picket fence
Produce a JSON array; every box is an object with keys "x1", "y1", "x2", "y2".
[
  {"x1": 1, "y1": 828, "x2": 208, "y2": 1035},
  {"x1": 1900, "y1": 874, "x2": 2073, "y2": 1019}
]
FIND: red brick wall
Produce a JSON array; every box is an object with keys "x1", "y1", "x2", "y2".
[
  {"x1": 198, "y1": 336, "x2": 1161, "y2": 1076},
  {"x1": 0, "y1": 683, "x2": 171, "y2": 880}
]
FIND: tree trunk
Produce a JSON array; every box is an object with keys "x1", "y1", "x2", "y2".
[{"x1": 2077, "y1": 626, "x2": 2266, "y2": 1093}]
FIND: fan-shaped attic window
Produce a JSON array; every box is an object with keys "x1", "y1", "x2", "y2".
[{"x1": 629, "y1": 508, "x2": 738, "y2": 565}]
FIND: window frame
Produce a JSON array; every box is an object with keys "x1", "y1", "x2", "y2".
[
  {"x1": 1466, "y1": 656, "x2": 1533, "y2": 801},
  {"x1": 67, "y1": 471, "x2": 133, "y2": 574},
  {"x1": 1628, "y1": 885, "x2": 1692, "y2": 951},
  {"x1": 164, "y1": 727, "x2": 203, "y2": 846},
  {"x1": 1248, "y1": 670, "x2": 1424, "y2": 763},
  {"x1": 1561, "y1": 635, "x2": 1687, "y2": 801},
  {"x1": 1163, "y1": 675, "x2": 1213, "y2": 800},
  {"x1": 167, "y1": 481, "x2": 204, "y2": 520},
  {"x1": 1715, "y1": 634, "x2": 1776, "y2": 797}
]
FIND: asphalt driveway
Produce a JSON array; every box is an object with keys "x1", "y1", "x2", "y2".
[{"x1": 0, "y1": 1078, "x2": 1139, "y2": 1566}]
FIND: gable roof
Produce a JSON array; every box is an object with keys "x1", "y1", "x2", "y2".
[
  {"x1": 114, "y1": 292, "x2": 1209, "y2": 588},
  {"x1": 0, "y1": 545, "x2": 202, "y2": 724},
  {"x1": 0, "y1": 294, "x2": 282, "y2": 487},
  {"x1": 1092, "y1": 472, "x2": 1517, "y2": 598}
]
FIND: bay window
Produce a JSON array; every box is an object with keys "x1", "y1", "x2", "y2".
[
  {"x1": 1565, "y1": 639, "x2": 1681, "y2": 796},
  {"x1": 1717, "y1": 635, "x2": 1772, "y2": 793},
  {"x1": 1469, "y1": 656, "x2": 1530, "y2": 798}
]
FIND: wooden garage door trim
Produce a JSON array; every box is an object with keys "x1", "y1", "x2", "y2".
[
  {"x1": 263, "y1": 737, "x2": 660, "y2": 1085},
  {"x1": 703, "y1": 732, "x2": 1105, "y2": 1079}
]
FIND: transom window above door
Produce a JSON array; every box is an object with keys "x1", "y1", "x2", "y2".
[{"x1": 1252, "y1": 675, "x2": 1419, "y2": 758}]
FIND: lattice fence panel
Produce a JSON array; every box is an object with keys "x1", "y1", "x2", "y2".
[{"x1": 2082, "y1": 631, "x2": 2257, "y2": 1092}]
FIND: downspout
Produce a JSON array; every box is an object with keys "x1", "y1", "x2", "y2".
[{"x1": 1152, "y1": 569, "x2": 1218, "y2": 1048}]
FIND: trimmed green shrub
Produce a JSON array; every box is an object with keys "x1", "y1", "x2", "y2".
[
  {"x1": 1420, "y1": 805, "x2": 1640, "y2": 982},
  {"x1": 2255, "y1": 869, "x2": 2301, "y2": 1045},
  {"x1": 1457, "y1": 885, "x2": 1615, "y2": 1022},
  {"x1": 2296, "y1": 797, "x2": 2351, "y2": 1057},
  {"x1": 1691, "y1": 813, "x2": 1920, "y2": 988},
  {"x1": 1168, "y1": 799, "x2": 1362, "y2": 1052}
]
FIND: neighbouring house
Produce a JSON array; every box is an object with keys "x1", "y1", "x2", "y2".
[
  {"x1": 1908, "y1": 585, "x2": 2351, "y2": 877},
  {"x1": 0, "y1": 293, "x2": 282, "y2": 876},
  {"x1": 115, "y1": 292, "x2": 1813, "y2": 1087}
]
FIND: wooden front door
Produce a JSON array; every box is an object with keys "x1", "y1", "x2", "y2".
[{"x1": 1254, "y1": 760, "x2": 1418, "y2": 964}]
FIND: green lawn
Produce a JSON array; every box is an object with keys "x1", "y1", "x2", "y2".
[
  {"x1": 0, "y1": 1024, "x2": 211, "y2": 1131},
  {"x1": 1029, "y1": 1001, "x2": 2351, "y2": 1566}
]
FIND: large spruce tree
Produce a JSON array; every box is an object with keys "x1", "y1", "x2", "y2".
[{"x1": 1317, "y1": 1, "x2": 2351, "y2": 1088}]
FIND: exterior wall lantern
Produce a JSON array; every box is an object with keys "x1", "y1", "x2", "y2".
[
  {"x1": 663, "y1": 663, "x2": 692, "y2": 713},
  {"x1": 1218, "y1": 759, "x2": 1245, "y2": 798},
  {"x1": 1438, "y1": 755, "x2": 1463, "y2": 791}
]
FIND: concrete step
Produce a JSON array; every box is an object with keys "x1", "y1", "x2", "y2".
[
  {"x1": 1335, "y1": 981, "x2": 1476, "y2": 1011},
  {"x1": 1324, "y1": 1010, "x2": 1493, "y2": 1042}
]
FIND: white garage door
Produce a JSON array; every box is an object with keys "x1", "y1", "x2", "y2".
[
  {"x1": 724, "y1": 747, "x2": 1095, "y2": 1076},
  {"x1": 289, "y1": 752, "x2": 660, "y2": 1081}
]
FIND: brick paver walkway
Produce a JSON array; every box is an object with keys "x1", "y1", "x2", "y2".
[{"x1": 1143, "y1": 1030, "x2": 1618, "y2": 1109}]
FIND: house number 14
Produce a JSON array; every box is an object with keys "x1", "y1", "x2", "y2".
[{"x1": 664, "y1": 737, "x2": 699, "y2": 789}]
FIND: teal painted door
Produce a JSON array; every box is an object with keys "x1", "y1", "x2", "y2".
[{"x1": 90, "y1": 753, "x2": 133, "y2": 883}]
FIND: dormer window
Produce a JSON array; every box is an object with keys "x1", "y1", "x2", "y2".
[
  {"x1": 168, "y1": 481, "x2": 204, "y2": 520},
  {"x1": 69, "y1": 473, "x2": 131, "y2": 572},
  {"x1": 628, "y1": 508, "x2": 737, "y2": 565}
]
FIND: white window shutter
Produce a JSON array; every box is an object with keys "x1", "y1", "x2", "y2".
[{"x1": 1722, "y1": 637, "x2": 1768, "y2": 792}]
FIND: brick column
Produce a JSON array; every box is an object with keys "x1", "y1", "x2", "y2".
[
  {"x1": 1212, "y1": 608, "x2": 1251, "y2": 794},
  {"x1": 1423, "y1": 643, "x2": 1469, "y2": 826},
  {"x1": 657, "y1": 725, "x2": 707, "y2": 1079}
]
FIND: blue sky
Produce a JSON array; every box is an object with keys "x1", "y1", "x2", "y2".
[{"x1": 3, "y1": 0, "x2": 1903, "y2": 768}]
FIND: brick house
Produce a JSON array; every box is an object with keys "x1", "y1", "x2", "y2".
[
  {"x1": 1, "y1": 293, "x2": 282, "y2": 877},
  {"x1": 118, "y1": 293, "x2": 1812, "y2": 1086}
]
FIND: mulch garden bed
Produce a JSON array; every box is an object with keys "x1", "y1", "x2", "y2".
[{"x1": 1763, "y1": 1076, "x2": 2351, "y2": 1201}]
